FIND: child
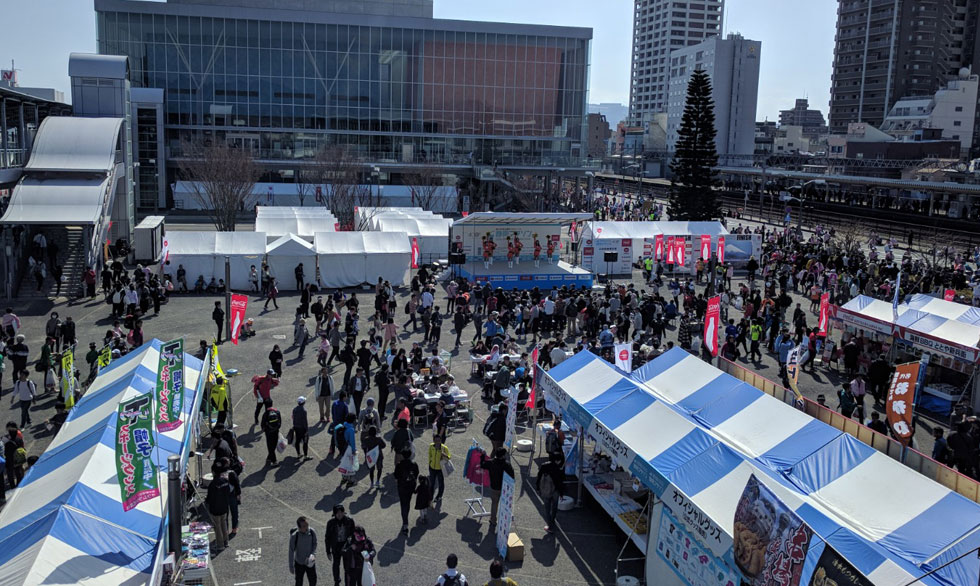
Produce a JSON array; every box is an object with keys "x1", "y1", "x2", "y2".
[{"x1": 415, "y1": 475, "x2": 432, "y2": 524}]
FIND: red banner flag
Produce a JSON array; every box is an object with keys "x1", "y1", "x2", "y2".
[
  {"x1": 716, "y1": 235, "x2": 725, "y2": 264},
  {"x1": 674, "y1": 238, "x2": 686, "y2": 266},
  {"x1": 410, "y1": 237, "x2": 420, "y2": 269},
  {"x1": 461, "y1": 211, "x2": 469, "y2": 217},
  {"x1": 944, "y1": 289, "x2": 956, "y2": 301},
  {"x1": 700, "y1": 235, "x2": 711, "y2": 261},
  {"x1": 229, "y1": 294, "x2": 248, "y2": 345},
  {"x1": 818, "y1": 292, "x2": 830, "y2": 337},
  {"x1": 886, "y1": 362, "x2": 921, "y2": 445},
  {"x1": 665, "y1": 236, "x2": 675, "y2": 265},
  {"x1": 704, "y1": 295, "x2": 720, "y2": 356},
  {"x1": 527, "y1": 346, "x2": 539, "y2": 409},
  {"x1": 654, "y1": 234, "x2": 664, "y2": 261}
]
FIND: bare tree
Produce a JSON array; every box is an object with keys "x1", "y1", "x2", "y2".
[
  {"x1": 302, "y1": 145, "x2": 387, "y2": 230},
  {"x1": 177, "y1": 139, "x2": 261, "y2": 232},
  {"x1": 294, "y1": 178, "x2": 313, "y2": 207},
  {"x1": 404, "y1": 166, "x2": 451, "y2": 212}
]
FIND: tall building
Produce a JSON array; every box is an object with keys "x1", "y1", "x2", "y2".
[
  {"x1": 95, "y1": 0, "x2": 592, "y2": 209},
  {"x1": 586, "y1": 113, "x2": 611, "y2": 158},
  {"x1": 629, "y1": 0, "x2": 724, "y2": 122},
  {"x1": 778, "y1": 98, "x2": 827, "y2": 132},
  {"x1": 828, "y1": 0, "x2": 972, "y2": 134},
  {"x1": 666, "y1": 34, "x2": 761, "y2": 158},
  {"x1": 880, "y1": 70, "x2": 979, "y2": 151}
]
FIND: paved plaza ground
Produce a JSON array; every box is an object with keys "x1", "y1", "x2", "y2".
[{"x1": 0, "y1": 251, "x2": 941, "y2": 585}]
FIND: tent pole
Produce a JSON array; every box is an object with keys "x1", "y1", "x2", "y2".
[
  {"x1": 224, "y1": 256, "x2": 231, "y2": 341},
  {"x1": 576, "y1": 421, "x2": 584, "y2": 507}
]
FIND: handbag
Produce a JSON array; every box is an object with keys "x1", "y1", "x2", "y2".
[
  {"x1": 442, "y1": 456, "x2": 455, "y2": 476},
  {"x1": 286, "y1": 428, "x2": 295, "y2": 443}
]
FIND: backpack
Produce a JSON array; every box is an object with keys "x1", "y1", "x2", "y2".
[
  {"x1": 483, "y1": 413, "x2": 498, "y2": 439},
  {"x1": 442, "y1": 573, "x2": 463, "y2": 586},
  {"x1": 545, "y1": 430, "x2": 561, "y2": 455},
  {"x1": 13, "y1": 447, "x2": 27, "y2": 465},
  {"x1": 265, "y1": 408, "x2": 282, "y2": 431},
  {"x1": 539, "y1": 469, "x2": 557, "y2": 499}
]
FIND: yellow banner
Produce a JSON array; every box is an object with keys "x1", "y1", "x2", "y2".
[
  {"x1": 61, "y1": 351, "x2": 75, "y2": 405},
  {"x1": 97, "y1": 345, "x2": 112, "y2": 369}
]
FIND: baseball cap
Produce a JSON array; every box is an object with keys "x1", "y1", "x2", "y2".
[{"x1": 297, "y1": 396, "x2": 306, "y2": 404}]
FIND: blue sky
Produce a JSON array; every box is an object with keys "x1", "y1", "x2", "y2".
[{"x1": 3, "y1": 0, "x2": 836, "y2": 121}]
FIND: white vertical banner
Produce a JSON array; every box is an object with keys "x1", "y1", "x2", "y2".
[{"x1": 614, "y1": 343, "x2": 633, "y2": 372}]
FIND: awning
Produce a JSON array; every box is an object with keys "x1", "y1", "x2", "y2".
[
  {"x1": 453, "y1": 212, "x2": 592, "y2": 225},
  {"x1": 0, "y1": 176, "x2": 109, "y2": 225}
]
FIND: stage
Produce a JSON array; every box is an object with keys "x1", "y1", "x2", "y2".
[{"x1": 457, "y1": 260, "x2": 594, "y2": 290}]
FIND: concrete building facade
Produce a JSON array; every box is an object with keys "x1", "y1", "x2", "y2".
[
  {"x1": 628, "y1": 0, "x2": 724, "y2": 121},
  {"x1": 880, "y1": 71, "x2": 979, "y2": 151},
  {"x1": 586, "y1": 113, "x2": 611, "y2": 158},
  {"x1": 666, "y1": 34, "x2": 761, "y2": 158},
  {"x1": 778, "y1": 98, "x2": 827, "y2": 134}
]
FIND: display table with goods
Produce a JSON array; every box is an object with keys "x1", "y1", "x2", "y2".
[
  {"x1": 581, "y1": 455, "x2": 650, "y2": 552},
  {"x1": 178, "y1": 522, "x2": 212, "y2": 586}
]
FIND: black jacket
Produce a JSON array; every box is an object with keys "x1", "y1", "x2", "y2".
[
  {"x1": 537, "y1": 461, "x2": 566, "y2": 497},
  {"x1": 486, "y1": 413, "x2": 507, "y2": 442},
  {"x1": 325, "y1": 516, "x2": 356, "y2": 551},
  {"x1": 480, "y1": 455, "x2": 514, "y2": 491},
  {"x1": 206, "y1": 474, "x2": 233, "y2": 515}
]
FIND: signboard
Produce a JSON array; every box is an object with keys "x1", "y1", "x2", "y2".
[
  {"x1": 495, "y1": 472, "x2": 516, "y2": 558},
  {"x1": 944, "y1": 289, "x2": 956, "y2": 301},
  {"x1": 886, "y1": 362, "x2": 920, "y2": 445},
  {"x1": 901, "y1": 330, "x2": 976, "y2": 362},
  {"x1": 230, "y1": 294, "x2": 248, "y2": 345},
  {"x1": 656, "y1": 507, "x2": 739, "y2": 586},
  {"x1": 807, "y1": 544, "x2": 874, "y2": 586},
  {"x1": 115, "y1": 393, "x2": 160, "y2": 511},
  {"x1": 615, "y1": 343, "x2": 633, "y2": 372},
  {"x1": 0, "y1": 70, "x2": 16, "y2": 83},
  {"x1": 666, "y1": 487, "x2": 734, "y2": 560},
  {"x1": 504, "y1": 381, "x2": 518, "y2": 451},
  {"x1": 704, "y1": 296, "x2": 720, "y2": 357},
  {"x1": 155, "y1": 339, "x2": 185, "y2": 432},
  {"x1": 817, "y1": 293, "x2": 830, "y2": 337},
  {"x1": 587, "y1": 416, "x2": 636, "y2": 471},
  {"x1": 733, "y1": 475, "x2": 813, "y2": 586}
]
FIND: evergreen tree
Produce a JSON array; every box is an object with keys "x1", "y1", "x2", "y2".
[{"x1": 669, "y1": 68, "x2": 720, "y2": 220}]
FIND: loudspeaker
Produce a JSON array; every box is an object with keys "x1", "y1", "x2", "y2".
[
  {"x1": 449, "y1": 252, "x2": 466, "y2": 265},
  {"x1": 603, "y1": 251, "x2": 619, "y2": 262}
]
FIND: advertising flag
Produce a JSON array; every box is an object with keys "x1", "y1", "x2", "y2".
[
  {"x1": 60, "y1": 350, "x2": 75, "y2": 405},
  {"x1": 717, "y1": 235, "x2": 726, "y2": 264},
  {"x1": 886, "y1": 362, "x2": 920, "y2": 445},
  {"x1": 818, "y1": 292, "x2": 830, "y2": 337},
  {"x1": 97, "y1": 344, "x2": 112, "y2": 371},
  {"x1": 892, "y1": 271, "x2": 902, "y2": 317},
  {"x1": 411, "y1": 237, "x2": 420, "y2": 269},
  {"x1": 786, "y1": 345, "x2": 803, "y2": 397},
  {"x1": 614, "y1": 343, "x2": 633, "y2": 372},
  {"x1": 526, "y1": 346, "x2": 539, "y2": 410},
  {"x1": 700, "y1": 234, "x2": 711, "y2": 261},
  {"x1": 115, "y1": 392, "x2": 160, "y2": 511},
  {"x1": 674, "y1": 238, "x2": 686, "y2": 266},
  {"x1": 734, "y1": 474, "x2": 813, "y2": 586},
  {"x1": 666, "y1": 236, "x2": 675, "y2": 265},
  {"x1": 155, "y1": 339, "x2": 185, "y2": 432},
  {"x1": 654, "y1": 234, "x2": 664, "y2": 261},
  {"x1": 229, "y1": 293, "x2": 248, "y2": 345},
  {"x1": 944, "y1": 289, "x2": 956, "y2": 301},
  {"x1": 160, "y1": 235, "x2": 170, "y2": 269},
  {"x1": 703, "y1": 296, "x2": 720, "y2": 357}
]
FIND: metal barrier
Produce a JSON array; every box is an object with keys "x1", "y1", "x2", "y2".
[{"x1": 714, "y1": 357, "x2": 980, "y2": 504}]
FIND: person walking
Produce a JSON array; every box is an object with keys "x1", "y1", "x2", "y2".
[
  {"x1": 328, "y1": 391, "x2": 349, "y2": 459},
  {"x1": 362, "y1": 426, "x2": 386, "y2": 489},
  {"x1": 3, "y1": 422, "x2": 25, "y2": 490},
  {"x1": 427, "y1": 433, "x2": 451, "y2": 502},
  {"x1": 206, "y1": 463, "x2": 234, "y2": 551},
  {"x1": 341, "y1": 525, "x2": 375, "y2": 586},
  {"x1": 479, "y1": 448, "x2": 514, "y2": 526},
  {"x1": 212, "y1": 301, "x2": 225, "y2": 344},
  {"x1": 11, "y1": 370, "x2": 36, "y2": 428},
  {"x1": 314, "y1": 367, "x2": 334, "y2": 423},
  {"x1": 260, "y1": 399, "x2": 283, "y2": 467},
  {"x1": 269, "y1": 344, "x2": 285, "y2": 378},
  {"x1": 394, "y1": 448, "x2": 420, "y2": 534},
  {"x1": 292, "y1": 397, "x2": 310, "y2": 460},
  {"x1": 252, "y1": 369, "x2": 280, "y2": 424},
  {"x1": 288, "y1": 516, "x2": 318, "y2": 586},
  {"x1": 265, "y1": 279, "x2": 280, "y2": 310},
  {"x1": 210, "y1": 376, "x2": 230, "y2": 426},
  {"x1": 434, "y1": 553, "x2": 469, "y2": 586},
  {"x1": 537, "y1": 451, "x2": 566, "y2": 533},
  {"x1": 325, "y1": 504, "x2": 355, "y2": 586}
]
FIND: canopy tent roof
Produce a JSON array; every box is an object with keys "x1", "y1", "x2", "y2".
[
  {"x1": 370, "y1": 216, "x2": 451, "y2": 237},
  {"x1": 255, "y1": 206, "x2": 337, "y2": 238},
  {"x1": 905, "y1": 293, "x2": 980, "y2": 325},
  {"x1": 165, "y1": 231, "x2": 266, "y2": 256},
  {"x1": 543, "y1": 348, "x2": 980, "y2": 586},
  {"x1": 454, "y1": 212, "x2": 592, "y2": 225},
  {"x1": 653, "y1": 221, "x2": 730, "y2": 237},
  {"x1": 266, "y1": 233, "x2": 316, "y2": 255},
  {"x1": 0, "y1": 340, "x2": 206, "y2": 586},
  {"x1": 25, "y1": 117, "x2": 123, "y2": 174},
  {"x1": 313, "y1": 231, "x2": 411, "y2": 255},
  {"x1": 585, "y1": 221, "x2": 662, "y2": 240},
  {"x1": 0, "y1": 176, "x2": 109, "y2": 225}
]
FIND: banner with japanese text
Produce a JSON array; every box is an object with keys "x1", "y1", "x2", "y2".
[
  {"x1": 97, "y1": 344, "x2": 112, "y2": 371},
  {"x1": 717, "y1": 235, "x2": 726, "y2": 264},
  {"x1": 115, "y1": 392, "x2": 160, "y2": 511},
  {"x1": 886, "y1": 362, "x2": 920, "y2": 445},
  {"x1": 734, "y1": 474, "x2": 813, "y2": 586},
  {"x1": 60, "y1": 350, "x2": 75, "y2": 403},
  {"x1": 807, "y1": 543, "x2": 873, "y2": 586},
  {"x1": 818, "y1": 293, "x2": 830, "y2": 337},
  {"x1": 230, "y1": 294, "x2": 248, "y2": 345},
  {"x1": 155, "y1": 339, "x2": 185, "y2": 432},
  {"x1": 496, "y1": 472, "x2": 516, "y2": 558},
  {"x1": 786, "y1": 345, "x2": 803, "y2": 399},
  {"x1": 703, "y1": 296, "x2": 720, "y2": 357}
]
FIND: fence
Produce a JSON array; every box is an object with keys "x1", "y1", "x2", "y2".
[{"x1": 715, "y1": 357, "x2": 980, "y2": 504}]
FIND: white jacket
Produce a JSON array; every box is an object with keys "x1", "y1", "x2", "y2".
[{"x1": 12, "y1": 380, "x2": 36, "y2": 403}]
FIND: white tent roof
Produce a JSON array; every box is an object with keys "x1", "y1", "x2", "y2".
[
  {"x1": 266, "y1": 233, "x2": 316, "y2": 255},
  {"x1": 0, "y1": 177, "x2": 109, "y2": 225},
  {"x1": 654, "y1": 221, "x2": 730, "y2": 237},
  {"x1": 372, "y1": 216, "x2": 451, "y2": 237},
  {"x1": 255, "y1": 206, "x2": 337, "y2": 238},
  {"x1": 25, "y1": 117, "x2": 123, "y2": 173},
  {"x1": 587, "y1": 221, "x2": 662, "y2": 240},
  {"x1": 167, "y1": 231, "x2": 267, "y2": 256},
  {"x1": 314, "y1": 231, "x2": 411, "y2": 255}
]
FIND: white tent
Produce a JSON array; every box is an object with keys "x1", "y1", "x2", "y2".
[
  {"x1": 581, "y1": 220, "x2": 742, "y2": 273},
  {"x1": 255, "y1": 206, "x2": 337, "y2": 242},
  {"x1": 265, "y1": 233, "x2": 316, "y2": 290},
  {"x1": 368, "y1": 216, "x2": 451, "y2": 263},
  {"x1": 355, "y1": 207, "x2": 428, "y2": 229},
  {"x1": 165, "y1": 231, "x2": 266, "y2": 290},
  {"x1": 314, "y1": 231, "x2": 411, "y2": 287}
]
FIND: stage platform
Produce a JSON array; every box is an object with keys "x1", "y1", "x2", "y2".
[{"x1": 457, "y1": 260, "x2": 594, "y2": 290}]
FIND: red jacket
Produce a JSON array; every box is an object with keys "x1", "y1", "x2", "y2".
[{"x1": 251, "y1": 375, "x2": 279, "y2": 401}]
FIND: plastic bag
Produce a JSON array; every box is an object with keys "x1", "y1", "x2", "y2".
[
  {"x1": 365, "y1": 446, "x2": 380, "y2": 469},
  {"x1": 338, "y1": 446, "x2": 358, "y2": 475},
  {"x1": 276, "y1": 434, "x2": 288, "y2": 453},
  {"x1": 361, "y1": 561, "x2": 376, "y2": 586}
]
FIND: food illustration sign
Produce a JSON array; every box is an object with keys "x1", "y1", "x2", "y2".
[{"x1": 115, "y1": 393, "x2": 159, "y2": 511}]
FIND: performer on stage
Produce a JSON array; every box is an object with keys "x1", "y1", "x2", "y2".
[
  {"x1": 533, "y1": 236, "x2": 542, "y2": 267},
  {"x1": 482, "y1": 236, "x2": 491, "y2": 268},
  {"x1": 487, "y1": 236, "x2": 496, "y2": 265},
  {"x1": 513, "y1": 233, "x2": 523, "y2": 265},
  {"x1": 506, "y1": 237, "x2": 515, "y2": 268},
  {"x1": 546, "y1": 238, "x2": 556, "y2": 264}
]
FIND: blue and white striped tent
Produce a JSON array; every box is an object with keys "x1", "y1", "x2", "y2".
[
  {"x1": 0, "y1": 339, "x2": 207, "y2": 586},
  {"x1": 542, "y1": 347, "x2": 980, "y2": 586}
]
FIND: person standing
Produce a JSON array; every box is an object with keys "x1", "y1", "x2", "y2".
[
  {"x1": 206, "y1": 464, "x2": 234, "y2": 551},
  {"x1": 348, "y1": 367, "x2": 369, "y2": 416},
  {"x1": 362, "y1": 426, "x2": 386, "y2": 489},
  {"x1": 314, "y1": 367, "x2": 334, "y2": 423},
  {"x1": 260, "y1": 399, "x2": 283, "y2": 467},
  {"x1": 427, "y1": 433, "x2": 451, "y2": 502},
  {"x1": 294, "y1": 263, "x2": 305, "y2": 291},
  {"x1": 288, "y1": 516, "x2": 318, "y2": 586},
  {"x1": 210, "y1": 376, "x2": 230, "y2": 426},
  {"x1": 11, "y1": 370, "x2": 36, "y2": 428},
  {"x1": 252, "y1": 369, "x2": 280, "y2": 424},
  {"x1": 374, "y1": 364, "x2": 391, "y2": 417},
  {"x1": 537, "y1": 451, "x2": 566, "y2": 533},
  {"x1": 292, "y1": 397, "x2": 310, "y2": 460},
  {"x1": 328, "y1": 391, "x2": 349, "y2": 459},
  {"x1": 480, "y1": 448, "x2": 514, "y2": 526},
  {"x1": 3, "y1": 422, "x2": 25, "y2": 490},
  {"x1": 212, "y1": 301, "x2": 225, "y2": 344},
  {"x1": 325, "y1": 504, "x2": 355, "y2": 586},
  {"x1": 394, "y1": 448, "x2": 419, "y2": 534},
  {"x1": 269, "y1": 344, "x2": 285, "y2": 378}
]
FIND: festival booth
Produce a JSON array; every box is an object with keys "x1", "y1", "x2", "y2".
[
  {"x1": 265, "y1": 233, "x2": 317, "y2": 290},
  {"x1": 255, "y1": 206, "x2": 338, "y2": 242},
  {"x1": 165, "y1": 231, "x2": 267, "y2": 291},
  {"x1": 0, "y1": 339, "x2": 209, "y2": 586},
  {"x1": 538, "y1": 347, "x2": 980, "y2": 586},
  {"x1": 836, "y1": 294, "x2": 980, "y2": 414},
  {"x1": 367, "y1": 216, "x2": 451, "y2": 264},
  {"x1": 314, "y1": 231, "x2": 411, "y2": 288},
  {"x1": 451, "y1": 212, "x2": 594, "y2": 290}
]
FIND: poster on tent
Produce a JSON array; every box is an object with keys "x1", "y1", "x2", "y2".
[
  {"x1": 230, "y1": 294, "x2": 248, "y2": 345},
  {"x1": 495, "y1": 472, "x2": 516, "y2": 558},
  {"x1": 655, "y1": 507, "x2": 739, "y2": 586},
  {"x1": 807, "y1": 544, "x2": 874, "y2": 586},
  {"x1": 115, "y1": 392, "x2": 160, "y2": 512},
  {"x1": 156, "y1": 338, "x2": 185, "y2": 432},
  {"x1": 723, "y1": 234, "x2": 762, "y2": 267},
  {"x1": 733, "y1": 474, "x2": 813, "y2": 586},
  {"x1": 451, "y1": 224, "x2": 561, "y2": 263},
  {"x1": 581, "y1": 235, "x2": 633, "y2": 274}
]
